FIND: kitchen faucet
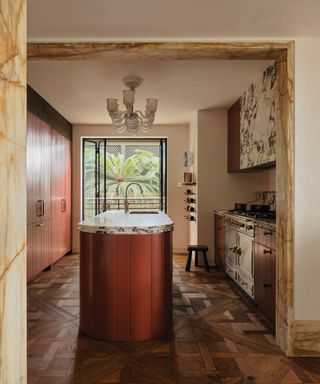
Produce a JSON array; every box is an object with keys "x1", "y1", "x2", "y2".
[{"x1": 124, "y1": 182, "x2": 143, "y2": 213}]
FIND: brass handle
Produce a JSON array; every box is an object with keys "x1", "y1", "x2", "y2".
[
  {"x1": 264, "y1": 283, "x2": 272, "y2": 288},
  {"x1": 36, "y1": 200, "x2": 44, "y2": 216},
  {"x1": 61, "y1": 199, "x2": 66, "y2": 212},
  {"x1": 264, "y1": 231, "x2": 273, "y2": 236},
  {"x1": 263, "y1": 249, "x2": 272, "y2": 254},
  {"x1": 35, "y1": 223, "x2": 44, "y2": 227},
  {"x1": 230, "y1": 245, "x2": 238, "y2": 253}
]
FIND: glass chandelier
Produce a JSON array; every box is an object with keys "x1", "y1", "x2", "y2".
[{"x1": 106, "y1": 75, "x2": 158, "y2": 134}]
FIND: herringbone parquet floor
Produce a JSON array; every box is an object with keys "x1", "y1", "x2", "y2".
[{"x1": 28, "y1": 254, "x2": 320, "y2": 383}]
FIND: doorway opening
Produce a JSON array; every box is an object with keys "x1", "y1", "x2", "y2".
[
  {"x1": 26, "y1": 42, "x2": 294, "y2": 356},
  {"x1": 81, "y1": 137, "x2": 167, "y2": 219}
]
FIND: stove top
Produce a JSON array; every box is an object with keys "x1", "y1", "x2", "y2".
[{"x1": 229, "y1": 210, "x2": 276, "y2": 220}]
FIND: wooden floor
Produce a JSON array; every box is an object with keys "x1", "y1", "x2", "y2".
[{"x1": 28, "y1": 254, "x2": 320, "y2": 383}]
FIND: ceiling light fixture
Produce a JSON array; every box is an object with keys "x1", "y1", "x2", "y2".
[{"x1": 106, "y1": 75, "x2": 158, "y2": 134}]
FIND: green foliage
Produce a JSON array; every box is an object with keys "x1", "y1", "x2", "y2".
[
  {"x1": 105, "y1": 150, "x2": 160, "y2": 197},
  {"x1": 84, "y1": 148, "x2": 160, "y2": 199}
]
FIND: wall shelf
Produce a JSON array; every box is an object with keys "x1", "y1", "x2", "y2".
[{"x1": 177, "y1": 182, "x2": 196, "y2": 186}]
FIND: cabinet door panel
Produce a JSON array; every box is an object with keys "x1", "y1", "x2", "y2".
[
  {"x1": 254, "y1": 243, "x2": 275, "y2": 326},
  {"x1": 61, "y1": 136, "x2": 71, "y2": 255},
  {"x1": 34, "y1": 116, "x2": 43, "y2": 223},
  {"x1": 51, "y1": 131, "x2": 72, "y2": 263},
  {"x1": 255, "y1": 226, "x2": 276, "y2": 250},
  {"x1": 42, "y1": 122, "x2": 52, "y2": 221},
  {"x1": 27, "y1": 112, "x2": 36, "y2": 224},
  {"x1": 34, "y1": 222, "x2": 43, "y2": 276},
  {"x1": 27, "y1": 224, "x2": 35, "y2": 282},
  {"x1": 51, "y1": 129, "x2": 62, "y2": 263},
  {"x1": 42, "y1": 220, "x2": 52, "y2": 270}
]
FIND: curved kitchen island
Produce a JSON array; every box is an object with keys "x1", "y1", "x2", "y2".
[{"x1": 78, "y1": 211, "x2": 174, "y2": 342}]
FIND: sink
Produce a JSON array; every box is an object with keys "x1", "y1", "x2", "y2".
[{"x1": 129, "y1": 211, "x2": 159, "y2": 214}]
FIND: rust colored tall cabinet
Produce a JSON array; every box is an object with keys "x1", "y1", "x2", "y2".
[
  {"x1": 51, "y1": 129, "x2": 72, "y2": 264},
  {"x1": 27, "y1": 86, "x2": 72, "y2": 282},
  {"x1": 27, "y1": 112, "x2": 53, "y2": 282}
]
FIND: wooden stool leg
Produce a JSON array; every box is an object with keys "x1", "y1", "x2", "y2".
[
  {"x1": 195, "y1": 250, "x2": 199, "y2": 267},
  {"x1": 186, "y1": 250, "x2": 192, "y2": 272},
  {"x1": 203, "y1": 251, "x2": 210, "y2": 272}
]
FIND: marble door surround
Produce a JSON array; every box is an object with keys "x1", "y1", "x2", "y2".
[
  {"x1": 6, "y1": 40, "x2": 312, "y2": 362},
  {"x1": 0, "y1": 0, "x2": 27, "y2": 382},
  {"x1": 23, "y1": 41, "x2": 314, "y2": 357}
]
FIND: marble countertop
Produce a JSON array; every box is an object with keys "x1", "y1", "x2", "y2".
[
  {"x1": 215, "y1": 210, "x2": 276, "y2": 230},
  {"x1": 79, "y1": 211, "x2": 174, "y2": 235}
]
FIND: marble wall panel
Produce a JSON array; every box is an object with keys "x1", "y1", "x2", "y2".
[
  {"x1": 0, "y1": 0, "x2": 27, "y2": 382},
  {"x1": 240, "y1": 62, "x2": 278, "y2": 169}
]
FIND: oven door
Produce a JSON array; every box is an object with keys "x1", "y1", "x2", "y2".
[
  {"x1": 238, "y1": 232, "x2": 254, "y2": 280},
  {"x1": 225, "y1": 225, "x2": 238, "y2": 277}
]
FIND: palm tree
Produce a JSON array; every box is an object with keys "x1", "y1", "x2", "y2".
[
  {"x1": 83, "y1": 146, "x2": 161, "y2": 217},
  {"x1": 105, "y1": 150, "x2": 160, "y2": 197}
]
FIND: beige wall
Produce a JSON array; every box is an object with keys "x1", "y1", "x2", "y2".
[
  {"x1": 72, "y1": 124, "x2": 189, "y2": 253},
  {"x1": 0, "y1": 0, "x2": 27, "y2": 382},
  {"x1": 188, "y1": 112, "x2": 198, "y2": 245},
  {"x1": 294, "y1": 39, "x2": 320, "y2": 320},
  {"x1": 196, "y1": 109, "x2": 276, "y2": 264}
]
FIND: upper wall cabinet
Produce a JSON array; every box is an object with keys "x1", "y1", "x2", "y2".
[
  {"x1": 228, "y1": 62, "x2": 278, "y2": 172},
  {"x1": 228, "y1": 99, "x2": 241, "y2": 173}
]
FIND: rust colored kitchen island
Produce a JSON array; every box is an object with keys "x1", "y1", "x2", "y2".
[{"x1": 78, "y1": 211, "x2": 174, "y2": 342}]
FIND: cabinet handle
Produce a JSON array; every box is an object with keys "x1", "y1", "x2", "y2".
[
  {"x1": 264, "y1": 283, "x2": 272, "y2": 288},
  {"x1": 36, "y1": 200, "x2": 44, "y2": 216},
  {"x1": 264, "y1": 231, "x2": 273, "y2": 236},
  {"x1": 61, "y1": 198, "x2": 66, "y2": 212},
  {"x1": 36, "y1": 200, "x2": 41, "y2": 216},
  {"x1": 263, "y1": 249, "x2": 272, "y2": 254},
  {"x1": 35, "y1": 223, "x2": 44, "y2": 227}
]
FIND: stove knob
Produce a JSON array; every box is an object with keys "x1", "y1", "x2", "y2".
[
  {"x1": 246, "y1": 225, "x2": 253, "y2": 230},
  {"x1": 240, "y1": 223, "x2": 245, "y2": 227}
]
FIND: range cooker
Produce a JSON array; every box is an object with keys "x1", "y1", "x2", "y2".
[{"x1": 225, "y1": 214, "x2": 255, "y2": 298}]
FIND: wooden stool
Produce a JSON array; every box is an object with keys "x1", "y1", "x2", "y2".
[{"x1": 186, "y1": 245, "x2": 210, "y2": 272}]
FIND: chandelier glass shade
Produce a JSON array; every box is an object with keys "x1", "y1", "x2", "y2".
[{"x1": 106, "y1": 76, "x2": 158, "y2": 134}]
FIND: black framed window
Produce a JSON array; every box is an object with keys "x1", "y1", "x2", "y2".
[{"x1": 82, "y1": 138, "x2": 167, "y2": 219}]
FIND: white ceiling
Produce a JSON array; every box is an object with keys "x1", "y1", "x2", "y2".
[
  {"x1": 27, "y1": 59, "x2": 272, "y2": 125},
  {"x1": 27, "y1": 0, "x2": 320, "y2": 41}
]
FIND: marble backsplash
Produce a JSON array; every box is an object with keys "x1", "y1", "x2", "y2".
[
  {"x1": 255, "y1": 191, "x2": 276, "y2": 209},
  {"x1": 240, "y1": 62, "x2": 278, "y2": 169}
]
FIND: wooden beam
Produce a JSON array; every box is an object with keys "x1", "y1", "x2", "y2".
[{"x1": 27, "y1": 42, "x2": 290, "y2": 60}]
